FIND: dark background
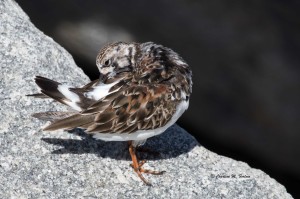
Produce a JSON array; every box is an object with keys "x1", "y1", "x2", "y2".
[{"x1": 16, "y1": 0, "x2": 300, "y2": 197}]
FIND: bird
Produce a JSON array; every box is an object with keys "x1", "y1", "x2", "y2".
[{"x1": 29, "y1": 41, "x2": 192, "y2": 185}]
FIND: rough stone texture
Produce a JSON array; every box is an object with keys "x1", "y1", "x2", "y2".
[
  {"x1": 0, "y1": 1, "x2": 293, "y2": 198},
  {"x1": 16, "y1": 2, "x2": 300, "y2": 189}
]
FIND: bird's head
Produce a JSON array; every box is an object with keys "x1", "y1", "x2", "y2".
[{"x1": 96, "y1": 42, "x2": 137, "y2": 79}]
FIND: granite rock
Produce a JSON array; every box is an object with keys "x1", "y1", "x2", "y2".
[{"x1": 0, "y1": 1, "x2": 293, "y2": 198}]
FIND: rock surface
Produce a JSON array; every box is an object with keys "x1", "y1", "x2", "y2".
[{"x1": 0, "y1": 1, "x2": 293, "y2": 198}]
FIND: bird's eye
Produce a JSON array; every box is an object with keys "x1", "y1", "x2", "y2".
[{"x1": 104, "y1": 59, "x2": 111, "y2": 66}]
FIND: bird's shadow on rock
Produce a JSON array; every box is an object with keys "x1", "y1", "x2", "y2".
[{"x1": 41, "y1": 124, "x2": 199, "y2": 161}]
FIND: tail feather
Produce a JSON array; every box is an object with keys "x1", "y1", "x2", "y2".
[
  {"x1": 34, "y1": 76, "x2": 82, "y2": 111},
  {"x1": 43, "y1": 114, "x2": 95, "y2": 131},
  {"x1": 29, "y1": 76, "x2": 100, "y2": 132},
  {"x1": 26, "y1": 93, "x2": 49, "y2": 98},
  {"x1": 32, "y1": 111, "x2": 77, "y2": 121},
  {"x1": 35, "y1": 76, "x2": 68, "y2": 105}
]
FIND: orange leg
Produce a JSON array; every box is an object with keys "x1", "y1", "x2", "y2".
[{"x1": 128, "y1": 141, "x2": 165, "y2": 185}]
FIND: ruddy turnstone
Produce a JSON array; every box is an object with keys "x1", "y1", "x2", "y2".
[{"x1": 29, "y1": 42, "x2": 192, "y2": 185}]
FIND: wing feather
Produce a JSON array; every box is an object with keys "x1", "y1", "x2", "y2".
[
  {"x1": 41, "y1": 80, "x2": 179, "y2": 134},
  {"x1": 83, "y1": 84, "x2": 178, "y2": 134}
]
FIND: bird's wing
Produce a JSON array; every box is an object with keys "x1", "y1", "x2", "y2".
[
  {"x1": 32, "y1": 76, "x2": 100, "y2": 111},
  {"x1": 43, "y1": 83, "x2": 179, "y2": 133}
]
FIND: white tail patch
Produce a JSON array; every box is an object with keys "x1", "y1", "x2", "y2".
[
  {"x1": 84, "y1": 81, "x2": 119, "y2": 100},
  {"x1": 56, "y1": 81, "x2": 119, "y2": 111},
  {"x1": 57, "y1": 84, "x2": 81, "y2": 111}
]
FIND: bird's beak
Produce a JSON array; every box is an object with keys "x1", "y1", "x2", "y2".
[{"x1": 99, "y1": 72, "x2": 108, "y2": 82}]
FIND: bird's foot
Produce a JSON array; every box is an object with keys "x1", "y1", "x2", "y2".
[
  {"x1": 130, "y1": 160, "x2": 165, "y2": 186},
  {"x1": 128, "y1": 141, "x2": 165, "y2": 186}
]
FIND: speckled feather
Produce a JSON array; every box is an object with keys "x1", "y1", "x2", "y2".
[{"x1": 31, "y1": 42, "x2": 192, "y2": 141}]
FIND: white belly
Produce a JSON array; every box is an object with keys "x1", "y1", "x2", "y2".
[{"x1": 92, "y1": 100, "x2": 189, "y2": 142}]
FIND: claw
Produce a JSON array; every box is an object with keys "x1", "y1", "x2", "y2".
[
  {"x1": 130, "y1": 159, "x2": 147, "y2": 168},
  {"x1": 128, "y1": 141, "x2": 164, "y2": 185}
]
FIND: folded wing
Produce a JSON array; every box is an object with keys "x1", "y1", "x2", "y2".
[{"x1": 43, "y1": 84, "x2": 178, "y2": 134}]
